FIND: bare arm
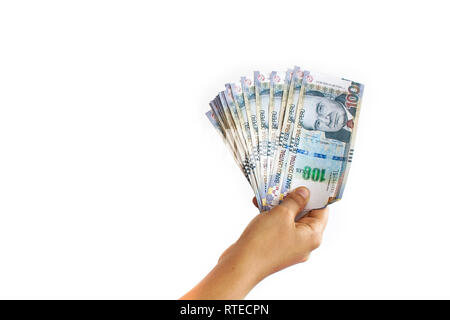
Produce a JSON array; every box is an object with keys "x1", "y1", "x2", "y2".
[{"x1": 181, "y1": 187, "x2": 328, "y2": 300}]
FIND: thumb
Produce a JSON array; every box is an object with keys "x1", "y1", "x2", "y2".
[{"x1": 275, "y1": 187, "x2": 309, "y2": 218}]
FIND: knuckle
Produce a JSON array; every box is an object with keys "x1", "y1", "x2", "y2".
[
  {"x1": 277, "y1": 205, "x2": 291, "y2": 216},
  {"x1": 289, "y1": 193, "x2": 306, "y2": 207},
  {"x1": 298, "y1": 254, "x2": 309, "y2": 263},
  {"x1": 309, "y1": 231, "x2": 322, "y2": 249}
]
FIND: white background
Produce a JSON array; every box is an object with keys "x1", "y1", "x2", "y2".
[{"x1": 0, "y1": 0, "x2": 449, "y2": 299}]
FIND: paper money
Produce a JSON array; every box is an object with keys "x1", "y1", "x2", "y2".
[
  {"x1": 206, "y1": 109, "x2": 244, "y2": 177},
  {"x1": 254, "y1": 71, "x2": 270, "y2": 196},
  {"x1": 206, "y1": 66, "x2": 364, "y2": 213},
  {"x1": 241, "y1": 75, "x2": 265, "y2": 202},
  {"x1": 224, "y1": 85, "x2": 262, "y2": 205},
  {"x1": 266, "y1": 66, "x2": 306, "y2": 207},
  {"x1": 281, "y1": 72, "x2": 364, "y2": 212}
]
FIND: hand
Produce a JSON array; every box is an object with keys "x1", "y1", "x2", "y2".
[
  {"x1": 220, "y1": 186, "x2": 328, "y2": 283},
  {"x1": 180, "y1": 187, "x2": 329, "y2": 300}
]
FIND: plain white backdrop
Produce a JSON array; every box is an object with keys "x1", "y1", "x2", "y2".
[{"x1": 0, "y1": 0, "x2": 449, "y2": 299}]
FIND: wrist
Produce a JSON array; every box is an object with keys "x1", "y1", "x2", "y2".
[{"x1": 216, "y1": 245, "x2": 266, "y2": 291}]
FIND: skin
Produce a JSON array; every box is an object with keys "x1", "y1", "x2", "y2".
[
  {"x1": 301, "y1": 95, "x2": 347, "y2": 132},
  {"x1": 180, "y1": 187, "x2": 328, "y2": 300}
]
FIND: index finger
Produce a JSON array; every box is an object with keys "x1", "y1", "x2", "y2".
[{"x1": 296, "y1": 207, "x2": 329, "y2": 233}]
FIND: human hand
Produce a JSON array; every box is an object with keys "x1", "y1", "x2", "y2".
[
  {"x1": 181, "y1": 187, "x2": 328, "y2": 300},
  {"x1": 219, "y1": 186, "x2": 329, "y2": 284}
]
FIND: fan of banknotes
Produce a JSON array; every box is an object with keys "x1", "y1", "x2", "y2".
[{"x1": 206, "y1": 66, "x2": 364, "y2": 214}]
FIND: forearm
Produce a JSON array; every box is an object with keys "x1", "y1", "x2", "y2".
[{"x1": 180, "y1": 253, "x2": 261, "y2": 300}]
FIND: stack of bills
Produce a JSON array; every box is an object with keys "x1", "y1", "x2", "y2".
[{"x1": 206, "y1": 66, "x2": 364, "y2": 214}]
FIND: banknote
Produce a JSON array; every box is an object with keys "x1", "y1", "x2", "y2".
[
  {"x1": 206, "y1": 66, "x2": 364, "y2": 214},
  {"x1": 277, "y1": 69, "x2": 294, "y2": 141},
  {"x1": 254, "y1": 71, "x2": 270, "y2": 196},
  {"x1": 266, "y1": 67, "x2": 306, "y2": 207},
  {"x1": 225, "y1": 83, "x2": 253, "y2": 167},
  {"x1": 209, "y1": 99, "x2": 241, "y2": 168},
  {"x1": 205, "y1": 109, "x2": 245, "y2": 178},
  {"x1": 221, "y1": 89, "x2": 251, "y2": 175},
  {"x1": 241, "y1": 75, "x2": 265, "y2": 201},
  {"x1": 267, "y1": 70, "x2": 291, "y2": 189},
  {"x1": 280, "y1": 72, "x2": 364, "y2": 212},
  {"x1": 228, "y1": 83, "x2": 258, "y2": 179},
  {"x1": 210, "y1": 95, "x2": 263, "y2": 208},
  {"x1": 214, "y1": 93, "x2": 250, "y2": 178},
  {"x1": 224, "y1": 85, "x2": 262, "y2": 205},
  {"x1": 205, "y1": 110, "x2": 224, "y2": 139}
]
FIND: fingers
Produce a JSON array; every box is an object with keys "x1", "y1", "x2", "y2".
[
  {"x1": 252, "y1": 197, "x2": 258, "y2": 208},
  {"x1": 276, "y1": 187, "x2": 309, "y2": 218},
  {"x1": 307, "y1": 207, "x2": 329, "y2": 223},
  {"x1": 296, "y1": 207, "x2": 329, "y2": 234}
]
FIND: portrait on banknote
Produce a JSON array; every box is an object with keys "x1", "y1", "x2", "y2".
[{"x1": 300, "y1": 91, "x2": 355, "y2": 143}]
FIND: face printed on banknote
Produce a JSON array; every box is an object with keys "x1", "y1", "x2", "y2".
[
  {"x1": 299, "y1": 90, "x2": 357, "y2": 144},
  {"x1": 301, "y1": 94, "x2": 348, "y2": 132}
]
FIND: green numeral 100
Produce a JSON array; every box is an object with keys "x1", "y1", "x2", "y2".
[{"x1": 302, "y1": 166, "x2": 326, "y2": 182}]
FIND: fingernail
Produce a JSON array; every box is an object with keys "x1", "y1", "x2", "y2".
[{"x1": 295, "y1": 187, "x2": 309, "y2": 199}]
